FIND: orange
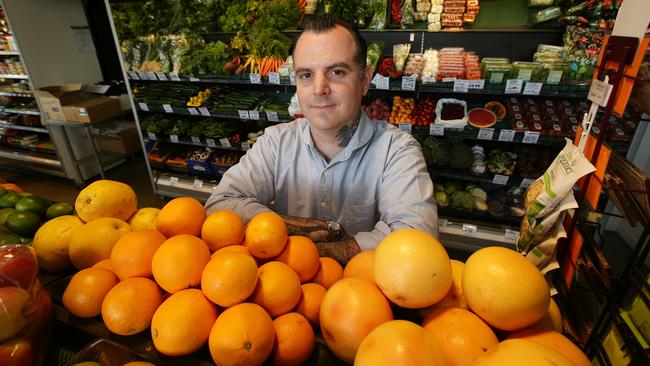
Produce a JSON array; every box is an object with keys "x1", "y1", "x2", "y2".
[
  {"x1": 2, "y1": 183, "x2": 22, "y2": 192},
  {"x1": 422, "y1": 307, "x2": 498, "y2": 366},
  {"x1": 294, "y1": 283, "x2": 327, "y2": 327},
  {"x1": 271, "y1": 312, "x2": 315, "y2": 366},
  {"x1": 123, "y1": 362, "x2": 157, "y2": 366},
  {"x1": 209, "y1": 302, "x2": 274, "y2": 366},
  {"x1": 156, "y1": 197, "x2": 206, "y2": 237},
  {"x1": 151, "y1": 234, "x2": 211, "y2": 294},
  {"x1": 474, "y1": 339, "x2": 573, "y2": 366},
  {"x1": 110, "y1": 229, "x2": 166, "y2": 280},
  {"x1": 213, "y1": 244, "x2": 252, "y2": 258},
  {"x1": 273, "y1": 236, "x2": 320, "y2": 282},
  {"x1": 343, "y1": 250, "x2": 375, "y2": 284},
  {"x1": 201, "y1": 210, "x2": 245, "y2": 251},
  {"x1": 507, "y1": 329, "x2": 590, "y2": 366},
  {"x1": 62, "y1": 267, "x2": 118, "y2": 318},
  {"x1": 244, "y1": 211, "x2": 288, "y2": 259},
  {"x1": 101, "y1": 277, "x2": 163, "y2": 336},
  {"x1": 92, "y1": 259, "x2": 115, "y2": 273},
  {"x1": 151, "y1": 289, "x2": 218, "y2": 356},
  {"x1": 201, "y1": 252, "x2": 258, "y2": 307},
  {"x1": 320, "y1": 278, "x2": 393, "y2": 363},
  {"x1": 312, "y1": 257, "x2": 343, "y2": 289},
  {"x1": 250, "y1": 261, "x2": 301, "y2": 317}
]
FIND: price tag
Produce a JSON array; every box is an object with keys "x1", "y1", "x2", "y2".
[
  {"x1": 517, "y1": 69, "x2": 533, "y2": 82},
  {"x1": 438, "y1": 218, "x2": 448, "y2": 233},
  {"x1": 401, "y1": 75, "x2": 416, "y2": 91},
  {"x1": 588, "y1": 79, "x2": 614, "y2": 107},
  {"x1": 146, "y1": 72, "x2": 157, "y2": 80},
  {"x1": 162, "y1": 104, "x2": 173, "y2": 113},
  {"x1": 268, "y1": 72, "x2": 280, "y2": 85},
  {"x1": 498, "y1": 129, "x2": 516, "y2": 142},
  {"x1": 430, "y1": 124, "x2": 444, "y2": 136},
  {"x1": 266, "y1": 111, "x2": 279, "y2": 122},
  {"x1": 489, "y1": 72, "x2": 504, "y2": 84},
  {"x1": 462, "y1": 223, "x2": 477, "y2": 236},
  {"x1": 289, "y1": 72, "x2": 296, "y2": 86},
  {"x1": 191, "y1": 136, "x2": 201, "y2": 145},
  {"x1": 128, "y1": 71, "x2": 139, "y2": 80},
  {"x1": 147, "y1": 132, "x2": 156, "y2": 140},
  {"x1": 138, "y1": 102, "x2": 149, "y2": 112},
  {"x1": 399, "y1": 123, "x2": 412, "y2": 134},
  {"x1": 199, "y1": 107, "x2": 210, "y2": 116},
  {"x1": 169, "y1": 176, "x2": 179, "y2": 186},
  {"x1": 193, "y1": 179, "x2": 204, "y2": 189},
  {"x1": 372, "y1": 73, "x2": 390, "y2": 90},
  {"x1": 474, "y1": 164, "x2": 486, "y2": 174},
  {"x1": 547, "y1": 70, "x2": 563, "y2": 84},
  {"x1": 505, "y1": 79, "x2": 523, "y2": 94},
  {"x1": 238, "y1": 110, "x2": 249, "y2": 120},
  {"x1": 137, "y1": 72, "x2": 148, "y2": 80},
  {"x1": 520, "y1": 178, "x2": 534, "y2": 188},
  {"x1": 504, "y1": 229, "x2": 520, "y2": 243},
  {"x1": 421, "y1": 76, "x2": 435, "y2": 83},
  {"x1": 169, "y1": 72, "x2": 181, "y2": 81},
  {"x1": 249, "y1": 73, "x2": 261, "y2": 84},
  {"x1": 187, "y1": 107, "x2": 199, "y2": 115},
  {"x1": 492, "y1": 174, "x2": 510, "y2": 185},
  {"x1": 189, "y1": 77, "x2": 200, "y2": 82},
  {"x1": 170, "y1": 134, "x2": 179, "y2": 143},
  {"x1": 442, "y1": 77, "x2": 456, "y2": 83},
  {"x1": 248, "y1": 110, "x2": 260, "y2": 120},
  {"x1": 206, "y1": 138, "x2": 216, "y2": 148},
  {"x1": 219, "y1": 138, "x2": 232, "y2": 148},
  {"x1": 453, "y1": 79, "x2": 469, "y2": 93},
  {"x1": 241, "y1": 142, "x2": 251, "y2": 151},
  {"x1": 468, "y1": 79, "x2": 485, "y2": 89},
  {"x1": 156, "y1": 72, "x2": 168, "y2": 81},
  {"x1": 477, "y1": 128, "x2": 494, "y2": 140},
  {"x1": 522, "y1": 131, "x2": 540, "y2": 144},
  {"x1": 523, "y1": 82, "x2": 543, "y2": 96}
]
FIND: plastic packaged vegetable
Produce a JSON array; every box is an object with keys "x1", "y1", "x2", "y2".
[
  {"x1": 366, "y1": 41, "x2": 385, "y2": 74},
  {"x1": 483, "y1": 64, "x2": 511, "y2": 84},
  {"x1": 509, "y1": 61, "x2": 544, "y2": 82},
  {"x1": 393, "y1": 44, "x2": 411, "y2": 73},
  {"x1": 530, "y1": 6, "x2": 561, "y2": 23}
]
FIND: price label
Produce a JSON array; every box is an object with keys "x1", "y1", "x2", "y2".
[
  {"x1": 421, "y1": 76, "x2": 436, "y2": 83},
  {"x1": 191, "y1": 136, "x2": 201, "y2": 145},
  {"x1": 438, "y1": 218, "x2": 448, "y2": 233},
  {"x1": 198, "y1": 107, "x2": 210, "y2": 116},
  {"x1": 193, "y1": 179, "x2": 204, "y2": 189},
  {"x1": 547, "y1": 70, "x2": 563, "y2": 84},
  {"x1": 372, "y1": 73, "x2": 390, "y2": 90},
  {"x1": 474, "y1": 164, "x2": 485, "y2": 174},
  {"x1": 146, "y1": 72, "x2": 157, "y2": 80},
  {"x1": 169, "y1": 72, "x2": 181, "y2": 81},
  {"x1": 155, "y1": 72, "x2": 168, "y2": 81},
  {"x1": 127, "y1": 71, "x2": 139, "y2": 80},
  {"x1": 187, "y1": 107, "x2": 199, "y2": 115},
  {"x1": 241, "y1": 142, "x2": 251, "y2": 151},
  {"x1": 517, "y1": 69, "x2": 533, "y2": 82},
  {"x1": 189, "y1": 77, "x2": 200, "y2": 82},
  {"x1": 492, "y1": 174, "x2": 510, "y2": 185},
  {"x1": 498, "y1": 129, "x2": 516, "y2": 142},
  {"x1": 477, "y1": 128, "x2": 494, "y2": 140},
  {"x1": 170, "y1": 134, "x2": 179, "y2": 143},
  {"x1": 268, "y1": 72, "x2": 280, "y2": 85},
  {"x1": 206, "y1": 138, "x2": 216, "y2": 148},
  {"x1": 169, "y1": 176, "x2": 179, "y2": 186},
  {"x1": 137, "y1": 72, "x2": 148, "y2": 80},
  {"x1": 468, "y1": 79, "x2": 485, "y2": 89},
  {"x1": 162, "y1": 104, "x2": 173, "y2": 113},
  {"x1": 522, "y1": 131, "x2": 540, "y2": 144},
  {"x1": 520, "y1": 178, "x2": 534, "y2": 188},
  {"x1": 588, "y1": 79, "x2": 614, "y2": 107},
  {"x1": 399, "y1": 123, "x2": 412, "y2": 134},
  {"x1": 504, "y1": 229, "x2": 520, "y2": 243},
  {"x1": 248, "y1": 110, "x2": 260, "y2": 120},
  {"x1": 462, "y1": 223, "x2": 477, "y2": 236},
  {"x1": 453, "y1": 79, "x2": 469, "y2": 93},
  {"x1": 249, "y1": 73, "x2": 262, "y2": 84},
  {"x1": 430, "y1": 124, "x2": 444, "y2": 136},
  {"x1": 219, "y1": 138, "x2": 232, "y2": 148},
  {"x1": 505, "y1": 79, "x2": 523, "y2": 94},
  {"x1": 238, "y1": 110, "x2": 249, "y2": 120},
  {"x1": 147, "y1": 132, "x2": 156, "y2": 140},
  {"x1": 523, "y1": 82, "x2": 543, "y2": 96},
  {"x1": 401, "y1": 75, "x2": 416, "y2": 91},
  {"x1": 289, "y1": 72, "x2": 296, "y2": 86},
  {"x1": 266, "y1": 111, "x2": 279, "y2": 122},
  {"x1": 490, "y1": 72, "x2": 504, "y2": 84},
  {"x1": 442, "y1": 77, "x2": 457, "y2": 83},
  {"x1": 138, "y1": 102, "x2": 149, "y2": 112}
]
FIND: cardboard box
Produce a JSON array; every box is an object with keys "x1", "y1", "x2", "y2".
[
  {"x1": 62, "y1": 97, "x2": 122, "y2": 123},
  {"x1": 96, "y1": 122, "x2": 141, "y2": 155},
  {"x1": 36, "y1": 84, "x2": 123, "y2": 123},
  {"x1": 34, "y1": 84, "x2": 83, "y2": 121}
]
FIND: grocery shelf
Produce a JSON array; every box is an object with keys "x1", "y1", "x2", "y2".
[
  {"x1": 155, "y1": 173, "x2": 218, "y2": 201},
  {"x1": 0, "y1": 122, "x2": 47, "y2": 133},
  {"x1": 128, "y1": 71, "x2": 296, "y2": 87},
  {"x1": 136, "y1": 103, "x2": 292, "y2": 123},
  {"x1": 0, "y1": 74, "x2": 28, "y2": 79},
  {"x1": 0, "y1": 145, "x2": 61, "y2": 168},
  {"x1": 430, "y1": 166, "x2": 533, "y2": 189},
  {"x1": 438, "y1": 216, "x2": 520, "y2": 249},
  {"x1": 2, "y1": 108, "x2": 40, "y2": 115},
  {"x1": 144, "y1": 134, "x2": 245, "y2": 152},
  {"x1": 77, "y1": 150, "x2": 126, "y2": 169},
  {"x1": 0, "y1": 50, "x2": 20, "y2": 55},
  {"x1": 411, "y1": 124, "x2": 568, "y2": 147},
  {"x1": 439, "y1": 206, "x2": 522, "y2": 227},
  {"x1": 0, "y1": 91, "x2": 33, "y2": 97}
]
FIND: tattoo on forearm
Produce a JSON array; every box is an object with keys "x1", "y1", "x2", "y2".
[
  {"x1": 336, "y1": 117, "x2": 360, "y2": 147},
  {"x1": 316, "y1": 239, "x2": 361, "y2": 265}
]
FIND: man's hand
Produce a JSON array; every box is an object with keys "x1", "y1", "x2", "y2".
[
  {"x1": 280, "y1": 215, "x2": 341, "y2": 242},
  {"x1": 315, "y1": 238, "x2": 361, "y2": 266}
]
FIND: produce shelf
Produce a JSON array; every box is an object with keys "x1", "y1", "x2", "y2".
[
  {"x1": 439, "y1": 206, "x2": 522, "y2": 228},
  {"x1": 0, "y1": 74, "x2": 29, "y2": 80},
  {"x1": 430, "y1": 166, "x2": 533, "y2": 189},
  {"x1": 0, "y1": 145, "x2": 61, "y2": 168},
  {"x1": 0, "y1": 91, "x2": 33, "y2": 97},
  {"x1": 0, "y1": 122, "x2": 47, "y2": 133},
  {"x1": 144, "y1": 134, "x2": 245, "y2": 152},
  {"x1": 2, "y1": 108, "x2": 40, "y2": 115},
  {"x1": 0, "y1": 50, "x2": 20, "y2": 55},
  {"x1": 136, "y1": 103, "x2": 293, "y2": 123},
  {"x1": 128, "y1": 72, "x2": 297, "y2": 87},
  {"x1": 155, "y1": 172, "x2": 219, "y2": 202},
  {"x1": 410, "y1": 124, "x2": 568, "y2": 147}
]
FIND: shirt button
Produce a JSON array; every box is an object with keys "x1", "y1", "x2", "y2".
[
  {"x1": 323, "y1": 171, "x2": 328, "y2": 177},
  {"x1": 320, "y1": 202, "x2": 327, "y2": 208}
]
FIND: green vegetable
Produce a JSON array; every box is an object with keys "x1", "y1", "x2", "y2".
[
  {"x1": 179, "y1": 41, "x2": 232, "y2": 76},
  {"x1": 468, "y1": 187, "x2": 487, "y2": 202},
  {"x1": 449, "y1": 143, "x2": 473, "y2": 170},
  {"x1": 424, "y1": 137, "x2": 450, "y2": 167},
  {"x1": 444, "y1": 181, "x2": 460, "y2": 195},
  {"x1": 435, "y1": 191, "x2": 449, "y2": 208},
  {"x1": 451, "y1": 191, "x2": 475, "y2": 211}
]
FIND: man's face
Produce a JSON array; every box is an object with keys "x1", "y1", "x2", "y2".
[{"x1": 293, "y1": 26, "x2": 371, "y2": 134}]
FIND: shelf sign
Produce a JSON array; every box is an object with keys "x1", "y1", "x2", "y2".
[
  {"x1": 477, "y1": 128, "x2": 494, "y2": 140},
  {"x1": 588, "y1": 79, "x2": 614, "y2": 107},
  {"x1": 138, "y1": 102, "x2": 149, "y2": 112},
  {"x1": 170, "y1": 134, "x2": 179, "y2": 143},
  {"x1": 399, "y1": 123, "x2": 412, "y2": 134},
  {"x1": 169, "y1": 176, "x2": 179, "y2": 186},
  {"x1": 127, "y1": 71, "x2": 139, "y2": 80},
  {"x1": 155, "y1": 72, "x2": 168, "y2": 81},
  {"x1": 492, "y1": 174, "x2": 510, "y2": 185},
  {"x1": 169, "y1": 72, "x2": 181, "y2": 81},
  {"x1": 401, "y1": 75, "x2": 416, "y2": 91},
  {"x1": 137, "y1": 72, "x2": 148, "y2": 80},
  {"x1": 189, "y1": 77, "x2": 200, "y2": 82},
  {"x1": 147, "y1": 132, "x2": 156, "y2": 141},
  {"x1": 191, "y1": 136, "x2": 201, "y2": 145},
  {"x1": 249, "y1": 73, "x2": 262, "y2": 84},
  {"x1": 198, "y1": 107, "x2": 210, "y2": 116},
  {"x1": 523, "y1": 82, "x2": 543, "y2": 96},
  {"x1": 498, "y1": 129, "x2": 516, "y2": 142},
  {"x1": 438, "y1": 218, "x2": 448, "y2": 233},
  {"x1": 372, "y1": 73, "x2": 390, "y2": 90},
  {"x1": 289, "y1": 72, "x2": 296, "y2": 86},
  {"x1": 268, "y1": 72, "x2": 280, "y2": 85},
  {"x1": 146, "y1": 72, "x2": 157, "y2": 80},
  {"x1": 504, "y1": 229, "x2": 520, "y2": 243},
  {"x1": 193, "y1": 179, "x2": 204, "y2": 189},
  {"x1": 241, "y1": 142, "x2": 251, "y2": 151},
  {"x1": 468, "y1": 79, "x2": 485, "y2": 89},
  {"x1": 505, "y1": 79, "x2": 523, "y2": 94},
  {"x1": 266, "y1": 111, "x2": 279, "y2": 122},
  {"x1": 162, "y1": 104, "x2": 173, "y2": 113},
  {"x1": 248, "y1": 110, "x2": 260, "y2": 120},
  {"x1": 442, "y1": 77, "x2": 456, "y2": 83},
  {"x1": 238, "y1": 110, "x2": 249, "y2": 120},
  {"x1": 206, "y1": 138, "x2": 217, "y2": 148},
  {"x1": 187, "y1": 107, "x2": 199, "y2": 115},
  {"x1": 219, "y1": 138, "x2": 232, "y2": 148},
  {"x1": 520, "y1": 178, "x2": 535, "y2": 188},
  {"x1": 522, "y1": 131, "x2": 540, "y2": 144},
  {"x1": 453, "y1": 80, "x2": 469, "y2": 93},
  {"x1": 462, "y1": 223, "x2": 477, "y2": 236},
  {"x1": 430, "y1": 124, "x2": 444, "y2": 136}
]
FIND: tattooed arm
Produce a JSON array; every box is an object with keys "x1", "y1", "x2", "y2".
[{"x1": 315, "y1": 238, "x2": 361, "y2": 266}]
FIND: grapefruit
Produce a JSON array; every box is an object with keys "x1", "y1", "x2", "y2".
[
  {"x1": 32, "y1": 215, "x2": 84, "y2": 272},
  {"x1": 68, "y1": 218, "x2": 131, "y2": 269},
  {"x1": 75, "y1": 180, "x2": 137, "y2": 222},
  {"x1": 507, "y1": 329, "x2": 590, "y2": 366},
  {"x1": 473, "y1": 339, "x2": 574, "y2": 366}
]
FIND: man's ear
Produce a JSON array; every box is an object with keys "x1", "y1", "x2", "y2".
[{"x1": 363, "y1": 66, "x2": 373, "y2": 95}]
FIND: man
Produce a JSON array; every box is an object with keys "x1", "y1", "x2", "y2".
[{"x1": 206, "y1": 16, "x2": 437, "y2": 264}]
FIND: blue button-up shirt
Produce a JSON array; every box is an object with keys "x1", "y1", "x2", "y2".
[{"x1": 205, "y1": 111, "x2": 437, "y2": 250}]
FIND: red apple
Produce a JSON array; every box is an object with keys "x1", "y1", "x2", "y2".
[
  {"x1": 0, "y1": 245, "x2": 38, "y2": 290},
  {"x1": 0, "y1": 287, "x2": 32, "y2": 342},
  {"x1": 0, "y1": 337, "x2": 34, "y2": 366}
]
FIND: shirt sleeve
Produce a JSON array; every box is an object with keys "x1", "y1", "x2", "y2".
[
  {"x1": 204, "y1": 128, "x2": 277, "y2": 223},
  {"x1": 354, "y1": 136, "x2": 438, "y2": 250}
]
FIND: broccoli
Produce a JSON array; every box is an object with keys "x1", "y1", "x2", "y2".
[
  {"x1": 435, "y1": 191, "x2": 449, "y2": 207},
  {"x1": 451, "y1": 191, "x2": 475, "y2": 211},
  {"x1": 449, "y1": 143, "x2": 473, "y2": 170}
]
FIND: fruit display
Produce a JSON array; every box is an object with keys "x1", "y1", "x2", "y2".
[
  {"x1": 363, "y1": 98, "x2": 390, "y2": 121},
  {"x1": 411, "y1": 97, "x2": 436, "y2": 126},
  {"x1": 388, "y1": 95, "x2": 415, "y2": 124},
  {"x1": 468, "y1": 108, "x2": 496, "y2": 128}
]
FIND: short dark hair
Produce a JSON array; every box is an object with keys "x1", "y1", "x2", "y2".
[{"x1": 296, "y1": 15, "x2": 367, "y2": 72}]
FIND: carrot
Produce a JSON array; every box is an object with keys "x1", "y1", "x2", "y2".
[
  {"x1": 242, "y1": 56, "x2": 253, "y2": 70},
  {"x1": 259, "y1": 57, "x2": 268, "y2": 76}
]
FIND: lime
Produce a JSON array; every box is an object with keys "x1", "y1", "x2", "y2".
[
  {"x1": 0, "y1": 233, "x2": 21, "y2": 245},
  {"x1": 0, "y1": 191, "x2": 21, "y2": 209},
  {"x1": 0, "y1": 208, "x2": 17, "y2": 225},
  {"x1": 15, "y1": 196, "x2": 49, "y2": 216},
  {"x1": 45, "y1": 202, "x2": 75, "y2": 220},
  {"x1": 6, "y1": 211, "x2": 41, "y2": 237}
]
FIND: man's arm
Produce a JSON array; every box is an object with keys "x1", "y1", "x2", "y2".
[{"x1": 315, "y1": 239, "x2": 361, "y2": 266}]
